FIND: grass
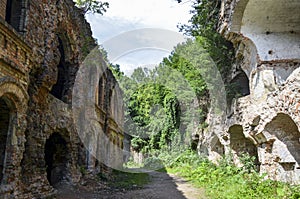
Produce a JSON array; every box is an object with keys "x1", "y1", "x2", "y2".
[
  {"x1": 155, "y1": 149, "x2": 300, "y2": 199},
  {"x1": 108, "y1": 169, "x2": 150, "y2": 190}
]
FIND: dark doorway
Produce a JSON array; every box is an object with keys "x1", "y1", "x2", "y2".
[
  {"x1": 50, "y1": 36, "x2": 70, "y2": 103},
  {"x1": 227, "y1": 71, "x2": 250, "y2": 114},
  {"x1": 0, "y1": 98, "x2": 10, "y2": 183},
  {"x1": 235, "y1": 71, "x2": 250, "y2": 96},
  {"x1": 45, "y1": 133, "x2": 69, "y2": 186},
  {"x1": 231, "y1": 71, "x2": 250, "y2": 98}
]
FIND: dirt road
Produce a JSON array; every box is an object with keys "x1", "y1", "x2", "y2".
[{"x1": 57, "y1": 171, "x2": 207, "y2": 199}]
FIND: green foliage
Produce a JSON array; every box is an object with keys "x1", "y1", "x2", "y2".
[
  {"x1": 109, "y1": 0, "x2": 235, "y2": 154},
  {"x1": 129, "y1": 82, "x2": 180, "y2": 149},
  {"x1": 114, "y1": 66, "x2": 182, "y2": 152},
  {"x1": 131, "y1": 136, "x2": 148, "y2": 152},
  {"x1": 162, "y1": 38, "x2": 208, "y2": 98},
  {"x1": 178, "y1": 0, "x2": 234, "y2": 80},
  {"x1": 124, "y1": 158, "x2": 143, "y2": 168},
  {"x1": 165, "y1": 150, "x2": 300, "y2": 199},
  {"x1": 76, "y1": 0, "x2": 109, "y2": 14},
  {"x1": 178, "y1": 0, "x2": 220, "y2": 37},
  {"x1": 109, "y1": 169, "x2": 150, "y2": 190}
]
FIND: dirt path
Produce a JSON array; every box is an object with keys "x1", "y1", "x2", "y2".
[{"x1": 57, "y1": 171, "x2": 207, "y2": 199}]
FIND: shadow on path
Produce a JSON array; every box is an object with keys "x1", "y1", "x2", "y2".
[{"x1": 56, "y1": 169, "x2": 207, "y2": 199}]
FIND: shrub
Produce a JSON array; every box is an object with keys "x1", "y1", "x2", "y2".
[{"x1": 164, "y1": 149, "x2": 300, "y2": 199}]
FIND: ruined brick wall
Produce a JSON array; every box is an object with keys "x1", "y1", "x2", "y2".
[
  {"x1": 18, "y1": 1, "x2": 97, "y2": 197},
  {"x1": 0, "y1": 0, "x2": 6, "y2": 19},
  {"x1": 200, "y1": 0, "x2": 300, "y2": 184},
  {"x1": 0, "y1": 0, "x2": 124, "y2": 198},
  {"x1": 0, "y1": 10, "x2": 31, "y2": 196}
]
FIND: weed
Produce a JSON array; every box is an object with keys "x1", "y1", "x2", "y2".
[{"x1": 162, "y1": 149, "x2": 300, "y2": 199}]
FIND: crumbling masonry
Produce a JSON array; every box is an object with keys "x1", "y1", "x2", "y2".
[
  {"x1": 0, "y1": 0, "x2": 124, "y2": 198},
  {"x1": 200, "y1": 0, "x2": 300, "y2": 184}
]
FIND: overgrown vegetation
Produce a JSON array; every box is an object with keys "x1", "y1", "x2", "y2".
[
  {"x1": 106, "y1": 1, "x2": 300, "y2": 198},
  {"x1": 162, "y1": 150, "x2": 300, "y2": 199},
  {"x1": 177, "y1": 0, "x2": 234, "y2": 78},
  {"x1": 111, "y1": 65, "x2": 183, "y2": 152},
  {"x1": 106, "y1": 0, "x2": 236, "y2": 158}
]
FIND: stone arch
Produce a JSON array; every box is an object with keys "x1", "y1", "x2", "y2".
[
  {"x1": 232, "y1": 70, "x2": 250, "y2": 96},
  {"x1": 5, "y1": 0, "x2": 27, "y2": 33},
  {"x1": 264, "y1": 113, "x2": 300, "y2": 169},
  {"x1": 229, "y1": 125, "x2": 258, "y2": 167},
  {"x1": 0, "y1": 78, "x2": 28, "y2": 110},
  {"x1": 50, "y1": 35, "x2": 72, "y2": 103},
  {"x1": 0, "y1": 78, "x2": 27, "y2": 186},
  {"x1": 229, "y1": 0, "x2": 250, "y2": 33},
  {"x1": 231, "y1": 0, "x2": 300, "y2": 61},
  {"x1": 228, "y1": 70, "x2": 250, "y2": 107},
  {"x1": 44, "y1": 131, "x2": 71, "y2": 187}
]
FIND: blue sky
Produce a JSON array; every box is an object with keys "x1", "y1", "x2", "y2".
[{"x1": 86, "y1": 0, "x2": 192, "y2": 75}]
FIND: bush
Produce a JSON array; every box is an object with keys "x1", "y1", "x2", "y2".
[{"x1": 165, "y1": 149, "x2": 300, "y2": 199}]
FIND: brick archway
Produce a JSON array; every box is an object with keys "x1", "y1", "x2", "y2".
[
  {"x1": 0, "y1": 79, "x2": 28, "y2": 189},
  {"x1": 0, "y1": 97, "x2": 12, "y2": 183}
]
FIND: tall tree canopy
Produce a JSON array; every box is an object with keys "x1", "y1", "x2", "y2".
[
  {"x1": 177, "y1": 0, "x2": 234, "y2": 80},
  {"x1": 76, "y1": 0, "x2": 109, "y2": 14}
]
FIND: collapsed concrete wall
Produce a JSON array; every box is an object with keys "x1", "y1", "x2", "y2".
[
  {"x1": 201, "y1": 0, "x2": 300, "y2": 184},
  {"x1": 0, "y1": 0, "x2": 124, "y2": 198}
]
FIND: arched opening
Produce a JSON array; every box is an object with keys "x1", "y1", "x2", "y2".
[
  {"x1": 0, "y1": 98, "x2": 11, "y2": 183},
  {"x1": 265, "y1": 113, "x2": 300, "y2": 170},
  {"x1": 232, "y1": 71, "x2": 250, "y2": 97},
  {"x1": 236, "y1": 0, "x2": 300, "y2": 61},
  {"x1": 227, "y1": 70, "x2": 250, "y2": 113},
  {"x1": 228, "y1": 70, "x2": 250, "y2": 102},
  {"x1": 229, "y1": 125, "x2": 259, "y2": 168},
  {"x1": 5, "y1": 0, "x2": 26, "y2": 32},
  {"x1": 44, "y1": 133, "x2": 69, "y2": 186},
  {"x1": 50, "y1": 36, "x2": 71, "y2": 103}
]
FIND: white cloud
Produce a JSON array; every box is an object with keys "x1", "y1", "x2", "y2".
[
  {"x1": 114, "y1": 49, "x2": 170, "y2": 76},
  {"x1": 87, "y1": 0, "x2": 192, "y2": 41},
  {"x1": 86, "y1": 0, "x2": 192, "y2": 72},
  {"x1": 102, "y1": 0, "x2": 192, "y2": 30}
]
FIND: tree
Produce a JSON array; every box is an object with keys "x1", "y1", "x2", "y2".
[
  {"x1": 177, "y1": 0, "x2": 234, "y2": 80},
  {"x1": 76, "y1": 0, "x2": 109, "y2": 14}
]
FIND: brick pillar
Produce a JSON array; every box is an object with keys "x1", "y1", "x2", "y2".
[{"x1": 0, "y1": 0, "x2": 7, "y2": 20}]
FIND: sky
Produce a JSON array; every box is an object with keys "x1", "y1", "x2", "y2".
[{"x1": 86, "y1": 0, "x2": 192, "y2": 75}]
